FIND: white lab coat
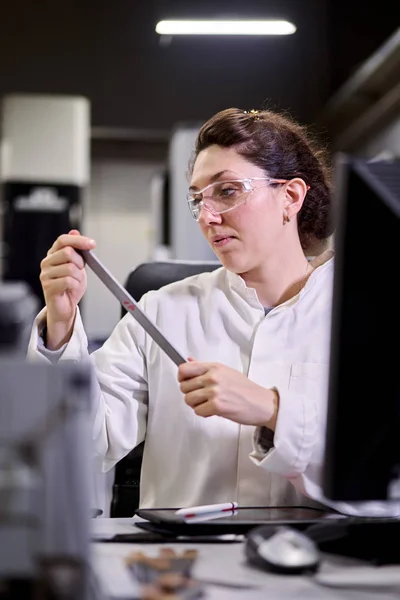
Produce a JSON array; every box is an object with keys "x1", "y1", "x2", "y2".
[{"x1": 27, "y1": 251, "x2": 400, "y2": 516}]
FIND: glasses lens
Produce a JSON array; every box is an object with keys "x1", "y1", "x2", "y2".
[
  {"x1": 187, "y1": 197, "x2": 201, "y2": 220},
  {"x1": 187, "y1": 180, "x2": 250, "y2": 220},
  {"x1": 211, "y1": 181, "x2": 248, "y2": 211}
]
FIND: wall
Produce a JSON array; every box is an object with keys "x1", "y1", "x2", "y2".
[
  {"x1": 82, "y1": 158, "x2": 164, "y2": 341},
  {"x1": 169, "y1": 125, "x2": 217, "y2": 262},
  {"x1": 360, "y1": 116, "x2": 400, "y2": 158}
]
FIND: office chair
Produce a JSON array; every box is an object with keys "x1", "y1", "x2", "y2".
[{"x1": 110, "y1": 259, "x2": 221, "y2": 517}]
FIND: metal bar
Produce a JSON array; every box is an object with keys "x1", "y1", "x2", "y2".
[{"x1": 81, "y1": 250, "x2": 186, "y2": 367}]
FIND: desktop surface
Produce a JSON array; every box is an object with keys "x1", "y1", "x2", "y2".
[
  {"x1": 103, "y1": 507, "x2": 400, "y2": 566},
  {"x1": 91, "y1": 518, "x2": 400, "y2": 600}
]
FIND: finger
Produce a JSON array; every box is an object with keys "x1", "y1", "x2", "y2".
[
  {"x1": 41, "y1": 275, "x2": 82, "y2": 295},
  {"x1": 69, "y1": 229, "x2": 81, "y2": 235},
  {"x1": 177, "y1": 361, "x2": 215, "y2": 382},
  {"x1": 180, "y1": 376, "x2": 206, "y2": 394},
  {"x1": 184, "y1": 388, "x2": 210, "y2": 408},
  {"x1": 41, "y1": 263, "x2": 85, "y2": 284},
  {"x1": 42, "y1": 246, "x2": 86, "y2": 270},
  {"x1": 193, "y1": 401, "x2": 216, "y2": 418},
  {"x1": 48, "y1": 233, "x2": 95, "y2": 255}
]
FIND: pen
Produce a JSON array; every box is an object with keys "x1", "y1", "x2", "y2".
[{"x1": 175, "y1": 502, "x2": 238, "y2": 518}]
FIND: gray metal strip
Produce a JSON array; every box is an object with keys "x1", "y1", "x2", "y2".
[{"x1": 81, "y1": 250, "x2": 186, "y2": 366}]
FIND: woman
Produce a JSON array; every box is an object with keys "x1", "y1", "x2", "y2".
[{"x1": 27, "y1": 108, "x2": 389, "y2": 516}]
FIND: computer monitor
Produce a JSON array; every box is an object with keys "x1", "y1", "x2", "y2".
[{"x1": 323, "y1": 154, "x2": 400, "y2": 502}]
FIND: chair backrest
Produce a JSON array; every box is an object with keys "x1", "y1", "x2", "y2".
[
  {"x1": 111, "y1": 259, "x2": 221, "y2": 517},
  {"x1": 120, "y1": 260, "x2": 221, "y2": 318}
]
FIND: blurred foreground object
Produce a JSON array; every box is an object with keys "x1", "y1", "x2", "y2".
[
  {"x1": 0, "y1": 281, "x2": 96, "y2": 598},
  {"x1": 0, "y1": 281, "x2": 38, "y2": 356}
]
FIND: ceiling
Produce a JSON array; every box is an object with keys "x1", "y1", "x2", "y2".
[{"x1": 0, "y1": 0, "x2": 397, "y2": 141}]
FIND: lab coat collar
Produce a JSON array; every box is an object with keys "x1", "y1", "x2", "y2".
[{"x1": 225, "y1": 249, "x2": 335, "y2": 308}]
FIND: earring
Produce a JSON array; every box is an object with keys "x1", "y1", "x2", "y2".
[{"x1": 283, "y1": 212, "x2": 291, "y2": 224}]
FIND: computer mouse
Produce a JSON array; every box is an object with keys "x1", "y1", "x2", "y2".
[{"x1": 245, "y1": 525, "x2": 320, "y2": 574}]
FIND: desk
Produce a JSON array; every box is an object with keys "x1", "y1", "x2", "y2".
[{"x1": 91, "y1": 518, "x2": 400, "y2": 599}]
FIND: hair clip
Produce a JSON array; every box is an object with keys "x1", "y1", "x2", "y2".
[{"x1": 244, "y1": 109, "x2": 261, "y2": 121}]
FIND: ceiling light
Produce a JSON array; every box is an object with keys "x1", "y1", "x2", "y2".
[{"x1": 155, "y1": 20, "x2": 296, "y2": 36}]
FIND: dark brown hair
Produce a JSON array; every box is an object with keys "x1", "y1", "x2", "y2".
[{"x1": 191, "y1": 107, "x2": 333, "y2": 251}]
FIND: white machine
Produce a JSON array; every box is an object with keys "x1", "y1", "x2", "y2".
[{"x1": 0, "y1": 283, "x2": 100, "y2": 599}]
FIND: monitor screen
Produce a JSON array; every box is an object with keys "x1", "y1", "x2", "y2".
[{"x1": 323, "y1": 154, "x2": 400, "y2": 502}]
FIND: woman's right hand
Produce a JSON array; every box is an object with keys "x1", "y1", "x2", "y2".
[{"x1": 39, "y1": 230, "x2": 96, "y2": 349}]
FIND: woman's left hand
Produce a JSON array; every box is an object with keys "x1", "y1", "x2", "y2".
[{"x1": 178, "y1": 360, "x2": 279, "y2": 429}]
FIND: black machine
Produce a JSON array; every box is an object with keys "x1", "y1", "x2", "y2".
[{"x1": 2, "y1": 183, "x2": 81, "y2": 308}]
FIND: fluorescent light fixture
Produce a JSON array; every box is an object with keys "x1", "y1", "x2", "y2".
[{"x1": 155, "y1": 20, "x2": 296, "y2": 36}]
